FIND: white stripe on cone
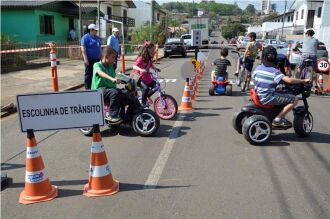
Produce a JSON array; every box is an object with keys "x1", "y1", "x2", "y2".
[
  {"x1": 26, "y1": 147, "x2": 41, "y2": 159},
  {"x1": 184, "y1": 86, "x2": 190, "y2": 91},
  {"x1": 182, "y1": 97, "x2": 191, "y2": 102},
  {"x1": 91, "y1": 141, "x2": 105, "y2": 153},
  {"x1": 89, "y1": 164, "x2": 112, "y2": 177},
  {"x1": 25, "y1": 169, "x2": 48, "y2": 183}
]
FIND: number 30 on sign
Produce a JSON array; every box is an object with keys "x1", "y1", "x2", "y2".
[{"x1": 317, "y1": 60, "x2": 329, "y2": 72}]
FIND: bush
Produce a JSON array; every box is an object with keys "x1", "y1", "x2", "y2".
[{"x1": 1, "y1": 34, "x2": 26, "y2": 67}]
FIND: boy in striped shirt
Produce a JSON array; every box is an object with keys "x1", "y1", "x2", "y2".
[{"x1": 252, "y1": 46, "x2": 310, "y2": 127}]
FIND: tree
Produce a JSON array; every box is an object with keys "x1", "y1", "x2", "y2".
[
  {"x1": 221, "y1": 23, "x2": 246, "y2": 39},
  {"x1": 244, "y1": 4, "x2": 256, "y2": 16},
  {"x1": 131, "y1": 24, "x2": 167, "y2": 46}
]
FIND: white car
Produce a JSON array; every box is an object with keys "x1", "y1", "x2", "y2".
[{"x1": 181, "y1": 34, "x2": 193, "y2": 50}]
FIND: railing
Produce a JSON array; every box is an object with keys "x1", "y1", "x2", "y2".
[
  {"x1": 1, "y1": 41, "x2": 81, "y2": 72},
  {"x1": 108, "y1": 15, "x2": 135, "y2": 27}
]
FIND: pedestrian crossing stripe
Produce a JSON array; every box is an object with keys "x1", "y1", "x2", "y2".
[{"x1": 157, "y1": 79, "x2": 177, "y2": 83}]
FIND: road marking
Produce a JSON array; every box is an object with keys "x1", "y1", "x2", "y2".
[
  {"x1": 157, "y1": 79, "x2": 177, "y2": 83},
  {"x1": 144, "y1": 113, "x2": 185, "y2": 188}
]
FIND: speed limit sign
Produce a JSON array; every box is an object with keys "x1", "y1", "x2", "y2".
[{"x1": 317, "y1": 59, "x2": 330, "y2": 72}]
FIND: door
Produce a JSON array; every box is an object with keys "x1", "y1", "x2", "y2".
[{"x1": 306, "y1": 10, "x2": 315, "y2": 29}]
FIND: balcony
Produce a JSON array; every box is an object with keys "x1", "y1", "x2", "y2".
[{"x1": 107, "y1": 15, "x2": 135, "y2": 27}]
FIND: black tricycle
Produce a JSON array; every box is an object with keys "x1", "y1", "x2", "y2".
[
  {"x1": 80, "y1": 76, "x2": 160, "y2": 137},
  {"x1": 232, "y1": 83, "x2": 313, "y2": 145}
]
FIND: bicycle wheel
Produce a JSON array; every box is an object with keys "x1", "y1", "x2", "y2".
[
  {"x1": 238, "y1": 68, "x2": 245, "y2": 87},
  {"x1": 241, "y1": 73, "x2": 248, "y2": 92},
  {"x1": 154, "y1": 94, "x2": 178, "y2": 120}
]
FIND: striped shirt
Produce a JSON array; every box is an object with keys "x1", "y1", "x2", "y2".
[
  {"x1": 252, "y1": 65, "x2": 285, "y2": 104},
  {"x1": 213, "y1": 58, "x2": 231, "y2": 76}
]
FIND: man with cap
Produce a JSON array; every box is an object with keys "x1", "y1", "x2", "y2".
[
  {"x1": 81, "y1": 24, "x2": 102, "y2": 89},
  {"x1": 107, "y1": 27, "x2": 120, "y2": 70},
  {"x1": 252, "y1": 46, "x2": 310, "y2": 128}
]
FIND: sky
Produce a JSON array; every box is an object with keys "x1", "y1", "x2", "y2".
[{"x1": 156, "y1": 0, "x2": 295, "y2": 13}]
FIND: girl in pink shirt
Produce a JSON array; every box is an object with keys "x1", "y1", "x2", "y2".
[{"x1": 132, "y1": 42, "x2": 160, "y2": 106}]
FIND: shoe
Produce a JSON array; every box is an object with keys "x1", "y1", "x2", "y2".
[
  {"x1": 272, "y1": 117, "x2": 292, "y2": 128},
  {"x1": 234, "y1": 72, "x2": 239, "y2": 77},
  {"x1": 105, "y1": 115, "x2": 122, "y2": 123}
]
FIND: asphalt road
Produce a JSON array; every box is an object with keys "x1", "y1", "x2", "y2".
[{"x1": 1, "y1": 33, "x2": 330, "y2": 219}]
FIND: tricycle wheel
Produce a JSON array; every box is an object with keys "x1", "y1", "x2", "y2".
[
  {"x1": 293, "y1": 112, "x2": 313, "y2": 137},
  {"x1": 226, "y1": 84, "x2": 232, "y2": 96},
  {"x1": 209, "y1": 85, "x2": 215, "y2": 96},
  {"x1": 242, "y1": 115, "x2": 271, "y2": 145}
]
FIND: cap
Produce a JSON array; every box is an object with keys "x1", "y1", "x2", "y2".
[
  {"x1": 262, "y1": 46, "x2": 278, "y2": 67},
  {"x1": 88, "y1": 24, "x2": 99, "y2": 30},
  {"x1": 112, "y1": 27, "x2": 119, "y2": 32}
]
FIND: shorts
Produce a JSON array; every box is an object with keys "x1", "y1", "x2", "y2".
[
  {"x1": 240, "y1": 57, "x2": 255, "y2": 72},
  {"x1": 266, "y1": 92, "x2": 296, "y2": 106}
]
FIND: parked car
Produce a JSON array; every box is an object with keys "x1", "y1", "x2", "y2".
[
  {"x1": 263, "y1": 39, "x2": 285, "y2": 49},
  {"x1": 237, "y1": 37, "x2": 250, "y2": 51},
  {"x1": 164, "y1": 38, "x2": 187, "y2": 58},
  {"x1": 277, "y1": 40, "x2": 329, "y2": 73},
  {"x1": 181, "y1": 34, "x2": 193, "y2": 50}
]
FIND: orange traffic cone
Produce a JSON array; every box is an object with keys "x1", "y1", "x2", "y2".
[
  {"x1": 179, "y1": 78, "x2": 193, "y2": 111},
  {"x1": 327, "y1": 73, "x2": 330, "y2": 94},
  {"x1": 83, "y1": 125, "x2": 119, "y2": 197},
  {"x1": 318, "y1": 74, "x2": 324, "y2": 94},
  {"x1": 19, "y1": 130, "x2": 58, "y2": 204},
  {"x1": 189, "y1": 78, "x2": 196, "y2": 102}
]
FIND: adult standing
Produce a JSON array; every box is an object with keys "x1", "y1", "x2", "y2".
[
  {"x1": 107, "y1": 27, "x2": 120, "y2": 71},
  {"x1": 81, "y1": 24, "x2": 102, "y2": 89}
]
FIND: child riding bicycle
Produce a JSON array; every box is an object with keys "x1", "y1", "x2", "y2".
[
  {"x1": 235, "y1": 32, "x2": 263, "y2": 84},
  {"x1": 132, "y1": 41, "x2": 161, "y2": 107}
]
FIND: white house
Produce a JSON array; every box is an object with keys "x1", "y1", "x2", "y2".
[
  {"x1": 261, "y1": 0, "x2": 328, "y2": 47},
  {"x1": 128, "y1": 0, "x2": 167, "y2": 30}
]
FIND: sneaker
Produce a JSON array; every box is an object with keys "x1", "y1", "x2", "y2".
[
  {"x1": 105, "y1": 115, "x2": 122, "y2": 123},
  {"x1": 272, "y1": 117, "x2": 292, "y2": 128},
  {"x1": 234, "y1": 72, "x2": 239, "y2": 77}
]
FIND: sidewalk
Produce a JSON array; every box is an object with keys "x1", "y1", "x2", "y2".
[{"x1": 0, "y1": 48, "x2": 164, "y2": 117}]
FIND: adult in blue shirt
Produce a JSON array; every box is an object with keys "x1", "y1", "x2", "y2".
[
  {"x1": 107, "y1": 27, "x2": 120, "y2": 70},
  {"x1": 81, "y1": 24, "x2": 102, "y2": 89}
]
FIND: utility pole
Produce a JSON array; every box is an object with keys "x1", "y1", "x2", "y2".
[
  {"x1": 281, "y1": 0, "x2": 287, "y2": 40},
  {"x1": 150, "y1": 0, "x2": 153, "y2": 42},
  {"x1": 79, "y1": 0, "x2": 82, "y2": 38},
  {"x1": 97, "y1": 0, "x2": 100, "y2": 31}
]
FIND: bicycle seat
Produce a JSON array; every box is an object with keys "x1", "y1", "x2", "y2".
[
  {"x1": 250, "y1": 89, "x2": 273, "y2": 109},
  {"x1": 304, "y1": 59, "x2": 313, "y2": 62}
]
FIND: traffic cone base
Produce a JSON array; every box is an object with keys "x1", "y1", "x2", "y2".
[
  {"x1": 84, "y1": 130, "x2": 119, "y2": 197},
  {"x1": 83, "y1": 179, "x2": 119, "y2": 197},
  {"x1": 19, "y1": 184, "x2": 58, "y2": 204}
]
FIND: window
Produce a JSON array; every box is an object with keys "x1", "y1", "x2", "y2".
[
  {"x1": 318, "y1": 7, "x2": 322, "y2": 18},
  {"x1": 157, "y1": 13, "x2": 160, "y2": 21},
  {"x1": 301, "y1": 9, "x2": 304, "y2": 19},
  {"x1": 40, "y1": 15, "x2": 54, "y2": 35},
  {"x1": 296, "y1": 11, "x2": 299, "y2": 20},
  {"x1": 107, "y1": 7, "x2": 112, "y2": 17},
  {"x1": 291, "y1": 15, "x2": 294, "y2": 22},
  {"x1": 287, "y1": 16, "x2": 290, "y2": 22}
]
